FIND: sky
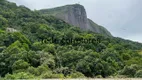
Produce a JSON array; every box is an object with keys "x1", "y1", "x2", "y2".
[{"x1": 8, "y1": 0, "x2": 142, "y2": 43}]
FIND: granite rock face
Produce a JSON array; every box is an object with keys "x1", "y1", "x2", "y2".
[{"x1": 40, "y1": 4, "x2": 112, "y2": 36}]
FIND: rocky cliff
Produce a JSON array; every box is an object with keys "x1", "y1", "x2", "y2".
[{"x1": 39, "y1": 4, "x2": 112, "y2": 36}]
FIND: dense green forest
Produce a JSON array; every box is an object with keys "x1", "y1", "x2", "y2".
[{"x1": 0, "y1": 0, "x2": 142, "y2": 79}]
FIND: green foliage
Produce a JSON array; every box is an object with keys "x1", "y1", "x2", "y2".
[
  {"x1": 39, "y1": 51, "x2": 55, "y2": 69},
  {"x1": 67, "y1": 72, "x2": 85, "y2": 78},
  {"x1": 0, "y1": 0, "x2": 142, "y2": 78},
  {"x1": 37, "y1": 64, "x2": 50, "y2": 75},
  {"x1": 4, "y1": 72, "x2": 35, "y2": 79},
  {"x1": 27, "y1": 64, "x2": 51, "y2": 76},
  {"x1": 0, "y1": 15, "x2": 8, "y2": 28},
  {"x1": 43, "y1": 44, "x2": 55, "y2": 54},
  {"x1": 126, "y1": 57, "x2": 142, "y2": 66},
  {"x1": 26, "y1": 50, "x2": 40, "y2": 67},
  {"x1": 120, "y1": 64, "x2": 140, "y2": 77},
  {"x1": 12, "y1": 59, "x2": 30, "y2": 72},
  {"x1": 135, "y1": 70, "x2": 142, "y2": 78},
  {"x1": 12, "y1": 32, "x2": 31, "y2": 45},
  {"x1": 41, "y1": 73, "x2": 64, "y2": 79},
  {"x1": 3, "y1": 40, "x2": 24, "y2": 54},
  {"x1": 53, "y1": 67, "x2": 71, "y2": 76},
  {"x1": 27, "y1": 66, "x2": 39, "y2": 76},
  {"x1": 32, "y1": 41, "x2": 44, "y2": 51}
]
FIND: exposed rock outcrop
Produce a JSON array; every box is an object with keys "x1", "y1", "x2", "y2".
[
  {"x1": 6, "y1": 28, "x2": 18, "y2": 32},
  {"x1": 39, "y1": 4, "x2": 112, "y2": 36}
]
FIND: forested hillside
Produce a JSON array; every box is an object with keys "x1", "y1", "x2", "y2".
[{"x1": 0, "y1": 0, "x2": 142, "y2": 79}]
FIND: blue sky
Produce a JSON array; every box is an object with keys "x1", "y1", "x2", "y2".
[{"x1": 8, "y1": 0, "x2": 142, "y2": 43}]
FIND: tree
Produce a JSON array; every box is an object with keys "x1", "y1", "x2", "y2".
[
  {"x1": 67, "y1": 72, "x2": 85, "y2": 78},
  {"x1": 135, "y1": 70, "x2": 142, "y2": 78},
  {"x1": 12, "y1": 60, "x2": 30, "y2": 73},
  {"x1": 4, "y1": 72, "x2": 35, "y2": 79},
  {"x1": 120, "y1": 64, "x2": 140, "y2": 77},
  {"x1": 0, "y1": 15, "x2": 8, "y2": 29},
  {"x1": 39, "y1": 51, "x2": 55, "y2": 69}
]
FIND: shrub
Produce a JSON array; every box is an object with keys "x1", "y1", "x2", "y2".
[
  {"x1": 27, "y1": 66, "x2": 39, "y2": 76},
  {"x1": 135, "y1": 70, "x2": 142, "y2": 78},
  {"x1": 120, "y1": 64, "x2": 140, "y2": 77},
  {"x1": 4, "y1": 72, "x2": 35, "y2": 79},
  {"x1": 41, "y1": 72, "x2": 64, "y2": 79},
  {"x1": 12, "y1": 60, "x2": 30, "y2": 72},
  {"x1": 67, "y1": 72, "x2": 85, "y2": 78}
]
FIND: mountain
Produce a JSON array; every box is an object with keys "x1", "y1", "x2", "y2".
[
  {"x1": 0, "y1": 0, "x2": 142, "y2": 79},
  {"x1": 39, "y1": 4, "x2": 112, "y2": 36}
]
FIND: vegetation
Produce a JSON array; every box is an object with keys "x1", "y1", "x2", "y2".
[{"x1": 0, "y1": 0, "x2": 142, "y2": 79}]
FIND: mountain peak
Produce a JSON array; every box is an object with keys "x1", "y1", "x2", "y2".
[
  {"x1": 39, "y1": 4, "x2": 112, "y2": 36},
  {"x1": 65, "y1": 4, "x2": 84, "y2": 8}
]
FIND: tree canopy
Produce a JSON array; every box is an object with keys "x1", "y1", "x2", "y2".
[{"x1": 0, "y1": 0, "x2": 142, "y2": 79}]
